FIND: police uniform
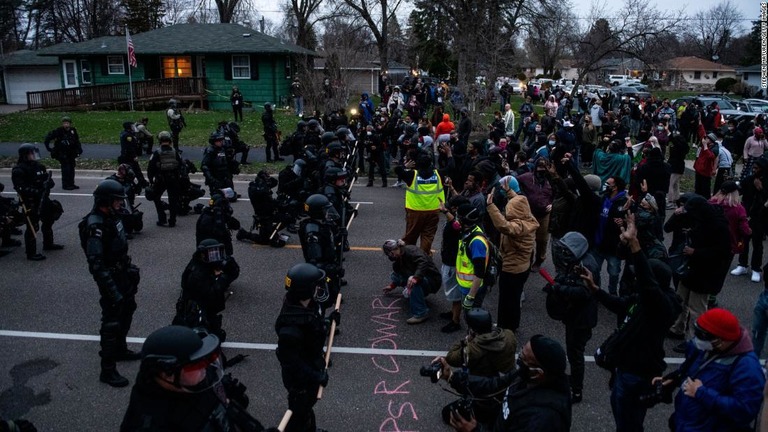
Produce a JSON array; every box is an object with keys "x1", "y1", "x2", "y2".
[
  {"x1": 44, "y1": 120, "x2": 82, "y2": 189},
  {"x1": 201, "y1": 141, "x2": 234, "y2": 196},
  {"x1": 299, "y1": 201, "x2": 343, "y2": 310},
  {"x1": 81, "y1": 180, "x2": 140, "y2": 387},
  {"x1": 262, "y1": 105, "x2": 282, "y2": 162},
  {"x1": 195, "y1": 196, "x2": 240, "y2": 283},
  {"x1": 119, "y1": 123, "x2": 148, "y2": 186},
  {"x1": 11, "y1": 150, "x2": 61, "y2": 259},
  {"x1": 166, "y1": 102, "x2": 185, "y2": 151},
  {"x1": 173, "y1": 245, "x2": 229, "y2": 342},
  {"x1": 106, "y1": 168, "x2": 143, "y2": 238},
  {"x1": 148, "y1": 142, "x2": 183, "y2": 227}
]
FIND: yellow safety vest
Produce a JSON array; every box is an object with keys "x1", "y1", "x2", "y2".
[
  {"x1": 455, "y1": 226, "x2": 489, "y2": 290},
  {"x1": 405, "y1": 169, "x2": 443, "y2": 211}
]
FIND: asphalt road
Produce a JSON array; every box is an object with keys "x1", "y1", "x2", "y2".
[{"x1": 0, "y1": 170, "x2": 761, "y2": 432}]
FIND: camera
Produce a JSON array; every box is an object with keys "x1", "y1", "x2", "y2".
[
  {"x1": 441, "y1": 397, "x2": 474, "y2": 424},
  {"x1": 638, "y1": 380, "x2": 673, "y2": 408},
  {"x1": 419, "y1": 361, "x2": 442, "y2": 383}
]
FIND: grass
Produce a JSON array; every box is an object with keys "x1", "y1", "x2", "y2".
[
  {"x1": 0, "y1": 156, "x2": 288, "y2": 175},
  {"x1": 0, "y1": 108, "x2": 300, "y2": 147}
]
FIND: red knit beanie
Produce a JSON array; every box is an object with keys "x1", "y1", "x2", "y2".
[{"x1": 696, "y1": 308, "x2": 741, "y2": 341}]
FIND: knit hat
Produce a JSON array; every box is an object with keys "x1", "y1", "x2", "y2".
[
  {"x1": 696, "y1": 308, "x2": 741, "y2": 341},
  {"x1": 499, "y1": 175, "x2": 521, "y2": 193},
  {"x1": 584, "y1": 174, "x2": 601, "y2": 192},
  {"x1": 755, "y1": 127, "x2": 764, "y2": 136},
  {"x1": 720, "y1": 180, "x2": 740, "y2": 194},
  {"x1": 529, "y1": 335, "x2": 567, "y2": 376},
  {"x1": 642, "y1": 193, "x2": 658, "y2": 213},
  {"x1": 707, "y1": 132, "x2": 718, "y2": 143}
]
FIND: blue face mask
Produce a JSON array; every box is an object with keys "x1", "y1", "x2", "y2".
[
  {"x1": 693, "y1": 337, "x2": 714, "y2": 352},
  {"x1": 548, "y1": 140, "x2": 556, "y2": 146}
]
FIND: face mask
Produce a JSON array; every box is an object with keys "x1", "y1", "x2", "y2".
[
  {"x1": 516, "y1": 358, "x2": 542, "y2": 381},
  {"x1": 548, "y1": 140, "x2": 556, "y2": 146},
  {"x1": 728, "y1": 127, "x2": 734, "y2": 132},
  {"x1": 693, "y1": 337, "x2": 714, "y2": 352},
  {"x1": 657, "y1": 126, "x2": 664, "y2": 131}
]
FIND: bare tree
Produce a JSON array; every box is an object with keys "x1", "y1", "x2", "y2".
[
  {"x1": 283, "y1": 0, "x2": 324, "y2": 50},
  {"x1": 570, "y1": 0, "x2": 683, "y2": 92},
  {"x1": 689, "y1": 0, "x2": 744, "y2": 62},
  {"x1": 333, "y1": 0, "x2": 406, "y2": 74},
  {"x1": 162, "y1": 0, "x2": 193, "y2": 24},
  {"x1": 524, "y1": 0, "x2": 577, "y2": 77}
]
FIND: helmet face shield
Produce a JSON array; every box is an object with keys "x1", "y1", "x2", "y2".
[
  {"x1": 324, "y1": 204, "x2": 340, "y2": 223},
  {"x1": 201, "y1": 243, "x2": 227, "y2": 264},
  {"x1": 175, "y1": 349, "x2": 224, "y2": 393},
  {"x1": 30, "y1": 148, "x2": 41, "y2": 160},
  {"x1": 314, "y1": 277, "x2": 330, "y2": 304}
]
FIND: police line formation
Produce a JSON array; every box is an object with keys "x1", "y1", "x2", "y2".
[{"x1": 2, "y1": 89, "x2": 768, "y2": 432}]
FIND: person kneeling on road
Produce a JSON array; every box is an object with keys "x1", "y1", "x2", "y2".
[{"x1": 382, "y1": 239, "x2": 442, "y2": 324}]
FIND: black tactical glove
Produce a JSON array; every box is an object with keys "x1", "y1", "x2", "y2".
[
  {"x1": 44, "y1": 178, "x2": 55, "y2": 190},
  {"x1": 318, "y1": 369, "x2": 329, "y2": 387},
  {"x1": 329, "y1": 310, "x2": 341, "y2": 327}
]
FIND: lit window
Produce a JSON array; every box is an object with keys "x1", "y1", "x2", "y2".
[
  {"x1": 232, "y1": 55, "x2": 250, "y2": 79},
  {"x1": 108, "y1": 56, "x2": 125, "y2": 74},
  {"x1": 162, "y1": 56, "x2": 192, "y2": 78}
]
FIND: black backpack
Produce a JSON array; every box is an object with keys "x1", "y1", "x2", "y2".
[{"x1": 462, "y1": 231, "x2": 502, "y2": 287}]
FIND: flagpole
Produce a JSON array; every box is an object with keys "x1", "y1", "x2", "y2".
[{"x1": 126, "y1": 26, "x2": 135, "y2": 111}]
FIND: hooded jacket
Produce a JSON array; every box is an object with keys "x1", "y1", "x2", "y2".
[
  {"x1": 487, "y1": 189, "x2": 539, "y2": 273},
  {"x1": 517, "y1": 171, "x2": 554, "y2": 217},
  {"x1": 552, "y1": 232, "x2": 599, "y2": 329},
  {"x1": 672, "y1": 331, "x2": 765, "y2": 432},
  {"x1": 679, "y1": 196, "x2": 732, "y2": 294},
  {"x1": 445, "y1": 327, "x2": 517, "y2": 377},
  {"x1": 435, "y1": 114, "x2": 455, "y2": 137}
]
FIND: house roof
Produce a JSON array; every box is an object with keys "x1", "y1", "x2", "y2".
[
  {"x1": 0, "y1": 49, "x2": 59, "y2": 67},
  {"x1": 38, "y1": 23, "x2": 317, "y2": 57},
  {"x1": 665, "y1": 56, "x2": 735, "y2": 72},
  {"x1": 735, "y1": 64, "x2": 762, "y2": 73}
]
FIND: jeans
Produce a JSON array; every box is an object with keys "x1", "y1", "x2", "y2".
[
  {"x1": 391, "y1": 272, "x2": 429, "y2": 318},
  {"x1": 739, "y1": 217, "x2": 764, "y2": 271},
  {"x1": 590, "y1": 249, "x2": 622, "y2": 294},
  {"x1": 294, "y1": 96, "x2": 304, "y2": 116},
  {"x1": 752, "y1": 285, "x2": 768, "y2": 359},
  {"x1": 611, "y1": 369, "x2": 651, "y2": 432},
  {"x1": 565, "y1": 326, "x2": 592, "y2": 393}
]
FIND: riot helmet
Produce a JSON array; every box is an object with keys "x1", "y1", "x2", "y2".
[
  {"x1": 304, "y1": 194, "x2": 338, "y2": 222},
  {"x1": 117, "y1": 163, "x2": 135, "y2": 181},
  {"x1": 324, "y1": 166, "x2": 347, "y2": 183},
  {"x1": 284, "y1": 263, "x2": 329, "y2": 303},
  {"x1": 465, "y1": 308, "x2": 493, "y2": 334},
  {"x1": 196, "y1": 239, "x2": 227, "y2": 264},
  {"x1": 123, "y1": 121, "x2": 134, "y2": 131},
  {"x1": 307, "y1": 119, "x2": 320, "y2": 130},
  {"x1": 93, "y1": 179, "x2": 127, "y2": 208},
  {"x1": 140, "y1": 325, "x2": 223, "y2": 393},
  {"x1": 209, "y1": 132, "x2": 225, "y2": 146},
  {"x1": 264, "y1": 103, "x2": 273, "y2": 112},
  {"x1": 168, "y1": 99, "x2": 178, "y2": 108},
  {"x1": 321, "y1": 131, "x2": 337, "y2": 146},
  {"x1": 158, "y1": 130, "x2": 172, "y2": 143},
  {"x1": 227, "y1": 122, "x2": 240, "y2": 134},
  {"x1": 18, "y1": 143, "x2": 41, "y2": 161},
  {"x1": 335, "y1": 127, "x2": 350, "y2": 142},
  {"x1": 297, "y1": 120, "x2": 307, "y2": 131},
  {"x1": 326, "y1": 142, "x2": 343, "y2": 158}
]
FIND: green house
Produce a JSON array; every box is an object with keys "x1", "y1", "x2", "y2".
[{"x1": 34, "y1": 23, "x2": 317, "y2": 110}]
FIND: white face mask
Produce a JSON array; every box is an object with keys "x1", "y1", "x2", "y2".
[{"x1": 693, "y1": 337, "x2": 714, "y2": 352}]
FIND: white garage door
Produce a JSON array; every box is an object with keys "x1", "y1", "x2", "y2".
[{"x1": 4, "y1": 67, "x2": 60, "y2": 105}]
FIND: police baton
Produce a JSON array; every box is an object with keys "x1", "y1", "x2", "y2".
[
  {"x1": 346, "y1": 203, "x2": 360, "y2": 231},
  {"x1": 277, "y1": 409, "x2": 293, "y2": 432},
  {"x1": 318, "y1": 293, "x2": 342, "y2": 399},
  {"x1": 16, "y1": 195, "x2": 37, "y2": 239},
  {"x1": 269, "y1": 222, "x2": 283, "y2": 241}
]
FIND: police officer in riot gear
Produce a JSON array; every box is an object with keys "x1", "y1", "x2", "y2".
[
  {"x1": 147, "y1": 131, "x2": 183, "y2": 227},
  {"x1": 237, "y1": 170, "x2": 286, "y2": 247},
  {"x1": 299, "y1": 194, "x2": 344, "y2": 309},
  {"x1": 12, "y1": 144, "x2": 63, "y2": 260},
  {"x1": 81, "y1": 179, "x2": 141, "y2": 387},
  {"x1": 173, "y1": 239, "x2": 231, "y2": 342},
  {"x1": 119, "y1": 121, "x2": 148, "y2": 188},
  {"x1": 202, "y1": 132, "x2": 235, "y2": 196},
  {"x1": 166, "y1": 99, "x2": 186, "y2": 151},
  {"x1": 305, "y1": 119, "x2": 322, "y2": 150},
  {"x1": 106, "y1": 164, "x2": 143, "y2": 239},
  {"x1": 322, "y1": 167, "x2": 354, "y2": 253},
  {"x1": 44, "y1": 116, "x2": 82, "y2": 190},
  {"x1": 363, "y1": 125, "x2": 388, "y2": 187},
  {"x1": 275, "y1": 263, "x2": 337, "y2": 432},
  {"x1": 290, "y1": 121, "x2": 308, "y2": 160},
  {"x1": 262, "y1": 103, "x2": 283, "y2": 162},
  {"x1": 121, "y1": 325, "x2": 272, "y2": 431},
  {"x1": 218, "y1": 121, "x2": 250, "y2": 165},
  {"x1": 196, "y1": 192, "x2": 241, "y2": 284}
]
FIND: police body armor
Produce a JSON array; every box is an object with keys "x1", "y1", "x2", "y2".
[
  {"x1": 274, "y1": 303, "x2": 327, "y2": 390},
  {"x1": 159, "y1": 148, "x2": 181, "y2": 173},
  {"x1": 299, "y1": 220, "x2": 339, "y2": 273},
  {"x1": 202, "y1": 146, "x2": 231, "y2": 185},
  {"x1": 13, "y1": 161, "x2": 47, "y2": 206}
]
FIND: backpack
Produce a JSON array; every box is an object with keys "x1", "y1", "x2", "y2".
[{"x1": 462, "y1": 231, "x2": 502, "y2": 287}]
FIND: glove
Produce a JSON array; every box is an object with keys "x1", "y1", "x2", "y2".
[
  {"x1": 329, "y1": 310, "x2": 341, "y2": 327},
  {"x1": 402, "y1": 286, "x2": 411, "y2": 298},
  {"x1": 462, "y1": 295, "x2": 475, "y2": 310},
  {"x1": 318, "y1": 369, "x2": 329, "y2": 387},
  {"x1": 542, "y1": 283, "x2": 554, "y2": 294},
  {"x1": 44, "y1": 179, "x2": 55, "y2": 189},
  {"x1": 407, "y1": 276, "x2": 419, "y2": 289}
]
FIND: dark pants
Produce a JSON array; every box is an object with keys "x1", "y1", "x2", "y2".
[
  {"x1": 610, "y1": 369, "x2": 652, "y2": 432},
  {"x1": 740, "y1": 217, "x2": 764, "y2": 271},
  {"x1": 153, "y1": 180, "x2": 180, "y2": 225},
  {"x1": 286, "y1": 387, "x2": 319, "y2": 432},
  {"x1": 23, "y1": 208, "x2": 53, "y2": 256},
  {"x1": 713, "y1": 167, "x2": 731, "y2": 195},
  {"x1": 565, "y1": 325, "x2": 592, "y2": 393},
  {"x1": 59, "y1": 157, "x2": 76, "y2": 188},
  {"x1": 233, "y1": 106, "x2": 243, "y2": 122},
  {"x1": 265, "y1": 136, "x2": 280, "y2": 161},
  {"x1": 497, "y1": 270, "x2": 530, "y2": 332},
  {"x1": 367, "y1": 151, "x2": 387, "y2": 185},
  {"x1": 99, "y1": 290, "x2": 137, "y2": 372},
  {"x1": 694, "y1": 173, "x2": 711, "y2": 199},
  {"x1": 171, "y1": 128, "x2": 181, "y2": 152}
]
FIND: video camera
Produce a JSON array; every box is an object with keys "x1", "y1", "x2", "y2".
[
  {"x1": 638, "y1": 380, "x2": 674, "y2": 408},
  {"x1": 419, "y1": 361, "x2": 443, "y2": 383}
]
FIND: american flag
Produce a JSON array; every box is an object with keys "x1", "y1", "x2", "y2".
[{"x1": 126, "y1": 28, "x2": 137, "y2": 68}]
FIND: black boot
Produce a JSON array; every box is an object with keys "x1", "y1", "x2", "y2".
[{"x1": 100, "y1": 368, "x2": 129, "y2": 387}]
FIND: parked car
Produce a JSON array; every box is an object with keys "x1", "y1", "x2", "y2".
[
  {"x1": 606, "y1": 75, "x2": 641, "y2": 86},
  {"x1": 625, "y1": 82, "x2": 649, "y2": 92},
  {"x1": 738, "y1": 99, "x2": 768, "y2": 113},
  {"x1": 613, "y1": 86, "x2": 651, "y2": 100}
]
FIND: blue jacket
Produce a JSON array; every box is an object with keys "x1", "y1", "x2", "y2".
[{"x1": 672, "y1": 331, "x2": 765, "y2": 431}]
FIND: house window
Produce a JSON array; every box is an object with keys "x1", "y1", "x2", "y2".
[
  {"x1": 232, "y1": 55, "x2": 250, "y2": 79},
  {"x1": 285, "y1": 57, "x2": 292, "y2": 79},
  {"x1": 744, "y1": 72, "x2": 750, "y2": 80},
  {"x1": 161, "y1": 56, "x2": 192, "y2": 78},
  {"x1": 713, "y1": 71, "x2": 718, "y2": 79},
  {"x1": 81, "y1": 60, "x2": 92, "y2": 84},
  {"x1": 694, "y1": 71, "x2": 701, "y2": 80},
  {"x1": 107, "y1": 56, "x2": 125, "y2": 74}
]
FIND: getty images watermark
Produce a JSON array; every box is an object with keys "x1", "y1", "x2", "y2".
[{"x1": 763, "y1": 2, "x2": 767, "y2": 89}]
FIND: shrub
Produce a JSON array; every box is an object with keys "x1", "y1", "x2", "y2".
[{"x1": 714, "y1": 77, "x2": 738, "y2": 93}]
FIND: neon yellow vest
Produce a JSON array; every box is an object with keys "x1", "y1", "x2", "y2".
[
  {"x1": 455, "y1": 226, "x2": 489, "y2": 290},
  {"x1": 405, "y1": 169, "x2": 443, "y2": 211}
]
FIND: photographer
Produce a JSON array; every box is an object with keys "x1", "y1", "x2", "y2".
[
  {"x1": 653, "y1": 308, "x2": 764, "y2": 431},
  {"x1": 581, "y1": 212, "x2": 681, "y2": 432},
  {"x1": 435, "y1": 334, "x2": 571, "y2": 432},
  {"x1": 443, "y1": 308, "x2": 517, "y2": 426},
  {"x1": 363, "y1": 125, "x2": 388, "y2": 187}
]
